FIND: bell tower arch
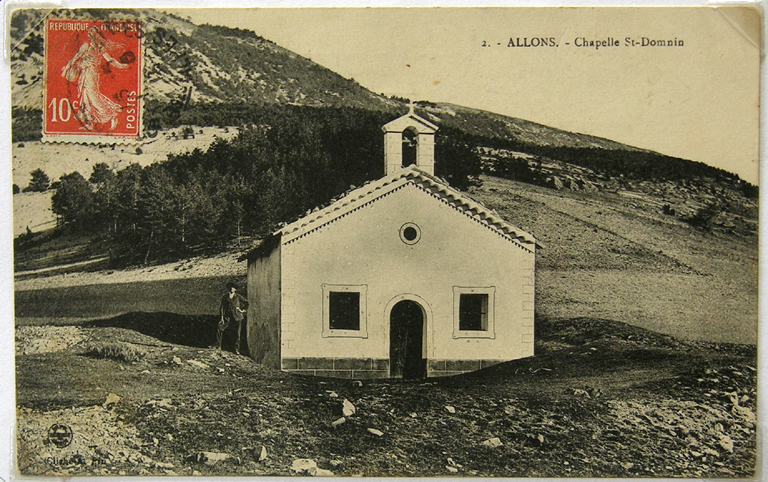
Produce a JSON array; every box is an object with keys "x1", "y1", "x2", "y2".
[{"x1": 382, "y1": 105, "x2": 439, "y2": 176}]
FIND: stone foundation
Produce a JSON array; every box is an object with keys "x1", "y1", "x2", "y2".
[
  {"x1": 281, "y1": 357, "x2": 506, "y2": 378},
  {"x1": 427, "y1": 359, "x2": 504, "y2": 377},
  {"x1": 281, "y1": 357, "x2": 389, "y2": 379}
]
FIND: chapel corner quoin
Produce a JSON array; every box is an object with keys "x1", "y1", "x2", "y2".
[{"x1": 245, "y1": 111, "x2": 537, "y2": 379}]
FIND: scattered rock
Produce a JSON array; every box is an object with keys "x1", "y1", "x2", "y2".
[
  {"x1": 165, "y1": 434, "x2": 173, "y2": 442},
  {"x1": 331, "y1": 417, "x2": 346, "y2": 428},
  {"x1": 193, "y1": 452, "x2": 230, "y2": 465},
  {"x1": 188, "y1": 360, "x2": 210, "y2": 369},
  {"x1": 481, "y1": 437, "x2": 503, "y2": 448},
  {"x1": 445, "y1": 406, "x2": 456, "y2": 414},
  {"x1": 192, "y1": 470, "x2": 202, "y2": 476},
  {"x1": 328, "y1": 391, "x2": 339, "y2": 398},
  {"x1": 342, "y1": 399, "x2": 356, "y2": 417},
  {"x1": 314, "y1": 468, "x2": 335, "y2": 476},
  {"x1": 367, "y1": 428, "x2": 384, "y2": 437},
  {"x1": 524, "y1": 434, "x2": 545, "y2": 446},
  {"x1": 155, "y1": 461, "x2": 174, "y2": 469},
  {"x1": 172, "y1": 356, "x2": 183, "y2": 366},
  {"x1": 258, "y1": 445, "x2": 268, "y2": 461},
  {"x1": 409, "y1": 412, "x2": 418, "y2": 418},
  {"x1": 446, "y1": 466, "x2": 458, "y2": 473},
  {"x1": 291, "y1": 458, "x2": 318, "y2": 474},
  {"x1": 732, "y1": 405, "x2": 756, "y2": 425},
  {"x1": 702, "y1": 448, "x2": 719, "y2": 457},
  {"x1": 103, "y1": 393, "x2": 121, "y2": 409},
  {"x1": 719, "y1": 435, "x2": 734, "y2": 453},
  {"x1": 353, "y1": 381, "x2": 363, "y2": 387}
]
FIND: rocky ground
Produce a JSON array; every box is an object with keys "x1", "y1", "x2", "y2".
[
  {"x1": 14, "y1": 173, "x2": 758, "y2": 477},
  {"x1": 16, "y1": 317, "x2": 757, "y2": 478}
]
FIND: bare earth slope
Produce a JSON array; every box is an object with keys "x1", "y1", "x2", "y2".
[
  {"x1": 470, "y1": 176, "x2": 757, "y2": 345},
  {"x1": 16, "y1": 317, "x2": 756, "y2": 477}
]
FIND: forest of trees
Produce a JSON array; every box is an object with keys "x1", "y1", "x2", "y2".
[{"x1": 50, "y1": 106, "x2": 482, "y2": 264}]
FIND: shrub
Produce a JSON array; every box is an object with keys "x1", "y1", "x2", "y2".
[
  {"x1": 24, "y1": 168, "x2": 50, "y2": 192},
  {"x1": 12, "y1": 184, "x2": 20, "y2": 195},
  {"x1": 85, "y1": 341, "x2": 146, "y2": 363},
  {"x1": 685, "y1": 203, "x2": 721, "y2": 231}
]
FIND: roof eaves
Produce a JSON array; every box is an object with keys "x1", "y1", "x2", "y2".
[
  {"x1": 275, "y1": 170, "x2": 415, "y2": 242},
  {"x1": 271, "y1": 165, "x2": 538, "y2": 251},
  {"x1": 408, "y1": 113, "x2": 439, "y2": 131},
  {"x1": 406, "y1": 169, "x2": 538, "y2": 246}
]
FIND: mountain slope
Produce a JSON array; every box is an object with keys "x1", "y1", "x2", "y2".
[
  {"x1": 8, "y1": 8, "x2": 718, "y2": 167},
  {"x1": 10, "y1": 8, "x2": 756, "y2": 243},
  {"x1": 11, "y1": 9, "x2": 397, "y2": 113}
]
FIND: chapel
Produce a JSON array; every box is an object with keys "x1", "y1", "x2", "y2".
[{"x1": 245, "y1": 109, "x2": 537, "y2": 378}]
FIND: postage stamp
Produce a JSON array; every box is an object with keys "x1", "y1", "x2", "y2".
[{"x1": 43, "y1": 18, "x2": 142, "y2": 143}]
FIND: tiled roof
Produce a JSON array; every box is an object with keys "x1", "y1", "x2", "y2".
[{"x1": 274, "y1": 166, "x2": 537, "y2": 252}]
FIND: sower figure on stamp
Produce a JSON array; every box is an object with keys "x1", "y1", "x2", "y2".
[
  {"x1": 217, "y1": 282, "x2": 248, "y2": 354},
  {"x1": 61, "y1": 27, "x2": 131, "y2": 131}
]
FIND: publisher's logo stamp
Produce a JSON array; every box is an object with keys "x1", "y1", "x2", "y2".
[
  {"x1": 47, "y1": 423, "x2": 73, "y2": 448},
  {"x1": 44, "y1": 18, "x2": 143, "y2": 143}
]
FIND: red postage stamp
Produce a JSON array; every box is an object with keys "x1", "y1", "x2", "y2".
[{"x1": 43, "y1": 18, "x2": 142, "y2": 142}]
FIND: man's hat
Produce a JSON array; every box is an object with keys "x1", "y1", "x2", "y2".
[{"x1": 226, "y1": 282, "x2": 237, "y2": 290}]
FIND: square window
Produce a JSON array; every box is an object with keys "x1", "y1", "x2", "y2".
[
  {"x1": 322, "y1": 284, "x2": 368, "y2": 338},
  {"x1": 459, "y1": 294, "x2": 488, "y2": 331},
  {"x1": 329, "y1": 292, "x2": 360, "y2": 330},
  {"x1": 453, "y1": 286, "x2": 495, "y2": 338}
]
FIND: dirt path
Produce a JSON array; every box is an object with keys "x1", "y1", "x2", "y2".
[{"x1": 14, "y1": 251, "x2": 246, "y2": 292}]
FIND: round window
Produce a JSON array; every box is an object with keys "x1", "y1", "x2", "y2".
[{"x1": 399, "y1": 223, "x2": 421, "y2": 245}]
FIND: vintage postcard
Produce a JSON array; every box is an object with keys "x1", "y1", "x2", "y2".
[{"x1": 8, "y1": 5, "x2": 760, "y2": 478}]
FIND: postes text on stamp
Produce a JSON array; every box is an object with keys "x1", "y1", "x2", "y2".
[{"x1": 44, "y1": 19, "x2": 142, "y2": 143}]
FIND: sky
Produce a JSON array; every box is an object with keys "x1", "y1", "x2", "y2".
[{"x1": 182, "y1": 7, "x2": 761, "y2": 184}]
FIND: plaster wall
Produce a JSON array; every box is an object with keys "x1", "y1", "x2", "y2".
[
  {"x1": 247, "y1": 243, "x2": 282, "y2": 368},
  {"x1": 279, "y1": 182, "x2": 534, "y2": 364}
]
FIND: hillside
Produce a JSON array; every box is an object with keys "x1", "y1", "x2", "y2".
[
  {"x1": 15, "y1": 173, "x2": 758, "y2": 345},
  {"x1": 16, "y1": 307, "x2": 757, "y2": 477},
  {"x1": 11, "y1": 8, "x2": 754, "y2": 191},
  {"x1": 11, "y1": 9, "x2": 394, "y2": 113}
]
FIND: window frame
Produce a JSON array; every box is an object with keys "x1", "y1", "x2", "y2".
[
  {"x1": 322, "y1": 284, "x2": 368, "y2": 338},
  {"x1": 453, "y1": 286, "x2": 496, "y2": 339}
]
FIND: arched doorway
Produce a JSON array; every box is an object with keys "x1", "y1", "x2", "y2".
[{"x1": 389, "y1": 299, "x2": 426, "y2": 379}]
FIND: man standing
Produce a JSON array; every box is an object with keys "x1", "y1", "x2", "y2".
[{"x1": 218, "y1": 282, "x2": 248, "y2": 354}]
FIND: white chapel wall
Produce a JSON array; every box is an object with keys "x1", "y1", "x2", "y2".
[{"x1": 279, "y1": 182, "x2": 534, "y2": 364}]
